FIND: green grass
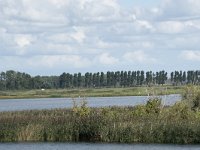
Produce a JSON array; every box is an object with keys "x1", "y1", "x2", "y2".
[{"x1": 0, "y1": 85, "x2": 185, "y2": 99}]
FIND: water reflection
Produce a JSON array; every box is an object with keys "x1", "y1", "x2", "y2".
[{"x1": 0, "y1": 143, "x2": 199, "y2": 150}]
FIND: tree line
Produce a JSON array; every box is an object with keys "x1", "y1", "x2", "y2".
[{"x1": 0, "y1": 70, "x2": 199, "y2": 90}]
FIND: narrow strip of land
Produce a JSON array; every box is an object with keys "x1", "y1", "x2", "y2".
[{"x1": 0, "y1": 86, "x2": 184, "y2": 99}]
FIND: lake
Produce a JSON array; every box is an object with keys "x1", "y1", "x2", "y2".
[
  {"x1": 0, "y1": 143, "x2": 199, "y2": 150},
  {"x1": 0, "y1": 94, "x2": 181, "y2": 112}
]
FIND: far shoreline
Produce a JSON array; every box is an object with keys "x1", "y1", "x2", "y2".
[{"x1": 0, "y1": 86, "x2": 184, "y2": 100}]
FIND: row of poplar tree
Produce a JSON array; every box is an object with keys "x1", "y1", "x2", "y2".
[{"x1": 0, "y1": 70, "x2": 199, "y2": 90}]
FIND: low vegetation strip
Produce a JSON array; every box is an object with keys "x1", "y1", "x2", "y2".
[{"x1": 0, "y1": 86, "x2": 184, "y2": 99}]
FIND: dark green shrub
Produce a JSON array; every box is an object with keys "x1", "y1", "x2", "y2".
[{"x1": 146, "y1": 98, "x2": 162, "y2": 114}]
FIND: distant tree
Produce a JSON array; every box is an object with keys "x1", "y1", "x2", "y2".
[
  {"x1": 149, "y1": 71, "x2": 153, "y2": 86},
  {"x1": 182, "y1": 71, "x2": 186, "y2": 84},
  {"x1": 155, "y1": 72, "x2": 159, "y2": 84},
  {"x1": 197, "y1": 71, "x2": 200, "y2": 84},
  {"x1": 120, "y1": 71, "x2": 124, "y2": 87},
  {"x1": 131, "y1": 71, "x2": 137, "y2": 86},
  {"x1": 21, "y1": 73, "x2": 32, "y2": 89},
  {"x1": 110, "y1": 71, "x2": 115, "y2": 87},
  {"x1": 146, "y1": 71, "x2": 153, "y2": 86},
  {"x1": 155, "y1": 71, "x2": 167, "y2": 85},
  {"x1": 136, "y1": 71, "x2": 140, "y2": 86},
  {"x1": 89, "y1": 73, "x2": 93, "y2": 87},
  {"x1": 6, "y1": 70, "x2": 17, "y2": 90},
  {"x1": 96, "y1": 72, "x2": 100, "y2": 87},
  {"x1": 78, "y1": 73, "x2": 82, "y2": 88},
  {"x1": 107, "y1": 71, "x2": 111, "y2": 87},
  {"x1": 194, "y1": 71, "x2": 199, "y2": 85},
  {"x1": 153, "y1": 73, "x2": 156, "y2": 85},
  {"x1": 170, "y1": 72, "x2": 174, "y2": 84},
  {"x1": 123, "y1": 71, "x2": 128, "y2": 87},
  {"x1": 73, "y1": 73, "x2": 78, "y2": 88},
  {"x1": 0, "y1": 72, "x2": 6, "y2": 90},
  {"x1": 140, "y1": 71, "x2": 145, "y2": 85},
  {"x1": 100, "y1": 72, "x2": 105, "y2": 87},
  {"x1": 115, "y1": 71, "x2": 120, "y2": 87},
  {"x1": 33, "y1": 75, "x2": 43, "y2": 89},
  {"x1": 127, "y1": 71, "x2": 131, "y2": 87},
  {"x1": 85, "y1": 72, "x2": 89, "y2": 88},
  {"x1": 179, "y1": 71, "x2": 183, "y2": 84},
  {"x1": 187, "y1": 71, "x2": 193, "y2": 84}
]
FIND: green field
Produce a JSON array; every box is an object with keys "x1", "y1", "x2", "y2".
[{"x1": 0, "y1": 86, "x2": 184, "y2": 99}]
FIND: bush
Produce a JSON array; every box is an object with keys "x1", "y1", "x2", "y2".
[
  {"x1": 182, "y1": 85, "x2": 200, "y2": 110},
  {"x1": 146, "y1": 97, "x2": 162, "y2": 114}
]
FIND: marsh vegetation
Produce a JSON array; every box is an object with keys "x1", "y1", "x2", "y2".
[{"x1": 0, "y1": 86, "x2": 200, "y2": 144}]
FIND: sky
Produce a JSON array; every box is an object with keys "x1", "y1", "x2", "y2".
[{"x1": 0, "y1": 0, "x2": 200, "y2": 75}]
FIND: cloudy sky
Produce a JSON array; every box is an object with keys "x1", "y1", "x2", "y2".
[{"x1": 0, "y1": 0, "x2": 200, "y2": 75}]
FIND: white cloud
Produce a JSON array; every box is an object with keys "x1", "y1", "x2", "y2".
[
  {"x1": 0, "y1": 0, "x2": 200, "y2": 74},
  {"x1": 123, "y1": 50, "x2": 156, "y2": 64},
  {"x1": 0, "y1": 27, "x2": 6, "y2": 34},
  {"x1": 79, "y1": 0, "x2": 121, "y2": 22},
  {"x1": 160, "y1": 0, "x2": 200, "y2": 20},
  {"x1": 157, "y1": 21, "x2": 185, "y2": 34},
  {"x1": 47, "y1": 27, "x2": 86, "y2": 44},
  {"x1": 135, "y1": 20, "x2": 154, "y2": 31},
  {"x1": 0, "y1": 0, "x2": 122, "y2": 25},
  {"x1": 50, "y1": 0, "x2": 70, "y2": 8},
  {"x1": 13, "y1": 34, "x2": 36, "y2": 55},
  {"x1": 32, "y1": 55, "x2": 91, "y2": 68},
  {"x1": 156, "y1": 20, "x2": 200, "y2": 34},
  {"x1": 1, "y1": 0, "x2": 70, "y2": 23},
  {"x1": 13, "y1": 55, "x2": 91, "y2": 69},
  {"x1": 98, "y1": 53, "x2": 119, "y2": 65},
  {"x1": 180, "y1": 50, "x2": 200, "y2": 61},
  {"x1": 70, "y1": 27, "x2": 86, "y2": 43},
  {"x1": 15, "y1": 36, "x2": 31, "y2": 48}
]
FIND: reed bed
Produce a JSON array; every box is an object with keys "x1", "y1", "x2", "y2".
[{"x1": 1, "y1": 94, "x2": 200, "y2": 144}]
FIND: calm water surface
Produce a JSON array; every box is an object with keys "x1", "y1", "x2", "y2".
[
  {"x1": 0, "y1": 94, "x2": 181, "y2": 112},
  {"x1": 0, "y1": 143, "x2": 199, "y2": 150}
]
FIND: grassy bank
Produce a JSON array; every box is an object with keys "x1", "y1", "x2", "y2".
[
  {"x1": 1, "y1": 87, "x2": 200, "y2": 144},
  {"x1": 0, "y1": 86, "x2": 184, "y2": 99}
]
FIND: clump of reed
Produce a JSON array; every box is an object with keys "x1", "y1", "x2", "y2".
[{"x1": 1, "y1": 89, "x2": 200, "y2": 144}]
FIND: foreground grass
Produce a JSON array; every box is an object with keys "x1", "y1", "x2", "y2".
[
  {"x1": 1, "y1": 95, "x2": 200, "y2": 144},
  {"x1": 0, "y1": 86, "x2": 184, "y2": 99}
]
